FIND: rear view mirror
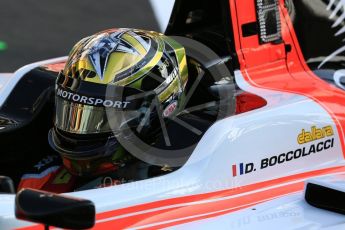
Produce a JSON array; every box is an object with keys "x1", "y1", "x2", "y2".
[
  {"x1": 305, "y1": 182, "x2": 345, "y2": 215},
  {"x1": 15, "y1": 189, "x2": 95, "y2": 229},
  {"x1": 0, "y1": 176, "x2": 15, "y2": 194}
]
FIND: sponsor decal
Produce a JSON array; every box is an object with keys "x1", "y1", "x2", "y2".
[
  {"x1": 260, "y1": 138, "x2": 334, "y2": 169},
  {"x1": 232, "y1": 125, "x2": 336, "y2": 177},
  {"x1": 297, "y1": 125, "x2": 334, "y2": 144},
  {"x1": 163, "y1": 101, "x2": 177, "y2": 117},
  {"x1": 56, "y1": 87, "x2": 130, "y2": 109}
]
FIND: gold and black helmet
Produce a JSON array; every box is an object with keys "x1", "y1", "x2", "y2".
[{"x1": 48, "y1": 28, "x2": 188, "y2": 176}]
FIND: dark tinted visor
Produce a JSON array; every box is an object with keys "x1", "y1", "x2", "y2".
[{"x1": 55, "y1": 72, "x2": 153, "y2": 134}]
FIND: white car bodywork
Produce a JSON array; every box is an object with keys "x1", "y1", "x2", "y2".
[
  {"x1": 172, "y1": 176, "x2": 345, "y2": 230},
  {"x1": 0, "y1": 57, "x2": 67, "y2": 108},
  {"x1": 0, "y1": 58, "x2": 345, "y2": 229}
]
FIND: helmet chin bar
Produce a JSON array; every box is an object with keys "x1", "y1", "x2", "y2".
[{"x1": 48, "y1": 128, "x2": 119, "y2": 160}]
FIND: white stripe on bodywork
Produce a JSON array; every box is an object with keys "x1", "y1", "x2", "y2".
[
  {"x1": 170, "y1": 174, "x2": 345, "y2": 230},
  {"x1": 0, "y1": 56, "x2": 67, "y2": 108},
  {"x1": 132, "y1": 200, "x2": 277, "y2": 230},
  {"x1": 95, "y1": 170, "x2": 345, "y2": 226}
]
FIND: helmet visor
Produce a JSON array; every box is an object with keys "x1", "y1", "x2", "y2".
[
  {"x1": 54, "y1": 72, "x2": 149, "y2": 134},
  {"x1": 55, "y1": 96, "x2": 142, "y2": 134}
]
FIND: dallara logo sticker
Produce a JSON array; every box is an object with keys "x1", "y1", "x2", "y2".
[
  {"x1": 232, "y1": 125, "x2": 335, "y2": 177},
  {"x1": 297, "y1": 125, "x2": 334, "y2": 144}
]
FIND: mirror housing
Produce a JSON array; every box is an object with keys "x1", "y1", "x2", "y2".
[
  {"x1": 305, "y1": 182, "x2": 345, "y2": 215},
  {"x1": 15, "y1": 189, "x2": 95, "y2": 229},
  {"x1": 0, "y1": 176, "x2": 15, "y2": 194}
]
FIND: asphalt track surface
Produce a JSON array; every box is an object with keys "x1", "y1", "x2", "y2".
[{"x1": 0, "y1": 0, "x2": 159, "y2": 72}]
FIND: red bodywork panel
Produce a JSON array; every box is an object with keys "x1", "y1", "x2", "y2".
[{"x1": 231, "y1": 0, "x2": 345, "y2": 157}]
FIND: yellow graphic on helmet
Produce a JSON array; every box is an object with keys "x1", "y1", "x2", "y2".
[{"x1": 63, "y1": 28, "x2": 187, "y2": 105}]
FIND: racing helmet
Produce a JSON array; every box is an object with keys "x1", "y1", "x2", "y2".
[{"x1": 48, "y1": 28, "x2": 188, "y2": 176}]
